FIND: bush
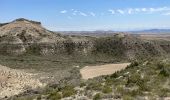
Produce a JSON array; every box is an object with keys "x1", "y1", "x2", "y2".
[
  {"x1": 36, "y1": 95, "x2": 41, "y2": 100},
  {"x1": 126, "y1": 73, "x2": 141, "y2": 87},
  {"x1": 80, "y1": 82, "x2": 86, "y2": 87},
  {"x1": 159, "y1": 67, "x2": 170, "y2": 77},
  {"x1": 123, "y1": 95, "x2": 134, "y2": 100},
  {"x1": 157, "y1": 62, "x2": 164, "y2": 69},
  {"x1": 86, "y1": 82, "x2": 103, "y2": 91},
  {"x1": 158, "y1": 88, "x2": 170, "y2": 97},
  {"x1": 110, "y1": 71, "x2": 119, "y2": 78},
  {"x1": 47, "y1": 91, "x2": 62, "y2": 100},
  {"x1": 102, "y1": 86, "x2": 112, "y2": 93},
  {"x1": 116, "y1": 85, "x2": 124, "y2": 95},
  {"x1": 126, "y1": 73, "x2": 149, "y2": 91},
  {"x1": 128, "y1": 89, "x2": 143, "y2": 97},
  {"x1": 126, "y1": 61, "x2": 139, "y2": 69},
  {"x1": 61, "y1": 86, "x2": 76, "y2": 98},
  {"x1": 93, "y1": 93, "x2": 101, "y2": 100}
]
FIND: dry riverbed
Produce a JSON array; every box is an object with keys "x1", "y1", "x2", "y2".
[{"x1": 80, "y1": 63, "x2": 130, "y2": 79}]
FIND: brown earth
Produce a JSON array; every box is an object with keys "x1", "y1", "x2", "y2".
[{"x1": 80, "y1": 63, "x2": 130, "y2": 79}]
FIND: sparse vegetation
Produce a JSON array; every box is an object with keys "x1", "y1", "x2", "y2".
[
  {"x1": 102, "y1": 86, "x2": 112, "y2": 93},
  {"x1": 47, "y1": 91, "x2": 62, "y2": 100},
  {"x1": 93, "y1": 93, "x2": 101, "y2": 100},
  {"x1": 61, "y1": 86, "x2": 76, "y2": 98}
]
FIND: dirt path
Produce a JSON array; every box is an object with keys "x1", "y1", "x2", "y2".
[{"x1": 80, "y1": 63, "x2": 130, "y2": 79}]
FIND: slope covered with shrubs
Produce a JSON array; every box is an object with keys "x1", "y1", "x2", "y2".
[{"x1": 11, "y1": 59, "x2": 170, "y2": 100}]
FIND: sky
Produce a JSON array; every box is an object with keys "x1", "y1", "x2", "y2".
[{"x1": 1, "y1": 0, "x2": 170, "y2": 31}]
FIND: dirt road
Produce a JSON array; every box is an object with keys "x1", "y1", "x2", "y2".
[{"x1": 80, "y1": 63, "x2": 130, "y2": 79}]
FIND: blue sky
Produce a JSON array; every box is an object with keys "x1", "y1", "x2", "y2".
[{"x1": 1, "y1": 0, "x2": 170, "y2": 31}]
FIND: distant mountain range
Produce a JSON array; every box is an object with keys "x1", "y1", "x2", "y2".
[
  {"x1": 58, "y1": 29, "x2": 170, "y2": 36},
  {"x1": 129, "y1": 29, "x2": 170, "y2": 34}
]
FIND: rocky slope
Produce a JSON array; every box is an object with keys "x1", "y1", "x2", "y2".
[
  {"x1": 0, "y1": 18, "x2": 93, "y2": 55},
  {"x1": 0, "y1": 64, "x2": 45, "y2": 99}
]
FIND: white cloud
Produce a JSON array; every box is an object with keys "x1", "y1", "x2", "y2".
[
  {"x1": 60, "y1": 7, "x2": 170, "y2": 17},
  {"x1": 149, "y1": 8, "x2": 155, "y2": 12},
  {"x1": 163, "y1": 12, "x2": 170, "y2": 15},
  {"x1": 90, "y1": 12, "x2": 96, "y2": 16},
  {"x1": 141, "y1": 8, "x2": 147, "y2": 12},
  {"x1": 150, "y1": 7, "x2": 169, "y2": 12},
  {"x1": 117, "y1": 9, "x2": 125, "y2": 14},
  {"x1": 135, "y1": 8, "x2": 141, "y2": 12},
  {"x1": 79, "y1": 12, "x2": 87, "y2": 16},
  {"x1": 108, "y1": 7, "x2": 170, "y2": 15},
  {"x1": 108, "y1": 9, "x2": 115, "y2": 14},
  {"x1": 127, "y1": 8, "x2": 133, "y2": 14},
  {"x1": 60, "y1": 10, "x2": 67, "y2": 14}
]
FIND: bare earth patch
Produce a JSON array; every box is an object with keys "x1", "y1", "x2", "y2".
[
  {"x1": 80, "y1": 63, "x2": 130, "y2": 79},
  {"x1": 0, "y1": 65, "x2": 46, "y2": 99}
]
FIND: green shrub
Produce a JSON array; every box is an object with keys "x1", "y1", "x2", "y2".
[
  {"x1": 102, "y1": 86, "x2": 112, "y2": 93},
  {"x1": 36, "y1": 95, "x2": 41, "y2": 100},
  {"x1": 157, "y1": 62, "x2": 164, "y2": 69},
  {"x1": 61, "y1": 86, "x2": 76, "y2": 98},
  {"x1": 116, "y1": 85, "x2": 124, "y2": 95},
  {"x1": 158, "y1": 88, "x2": 170, "y2": 97},
  {"x1": 126, "y1": 72, "x2": 149, "y2": 91},
  {"x1": 126, "y1": 61, "x2": 139, "y2": 69},
  {"x1": 159, "y1": 67, "x2": 170, "y2": 77},
  {"x1": 110, "y1": 71, "x2": 119, "y2": 78},
  {"x1": 126, "y1": 73, "x2": 141, "y2": 87},
  {"x1": 80, "y1": 82, "x2": 86, "y2": 87},
  {"x1": 123, "y1": 95, "x2": 134, "y2": 100},
  {"x1": 47, "y1": 91, "x2": 62, "y2": 100},
  {"x1": 93, "y1": 93, "x2": 101, "y2": 100},
  {"x1": 128, "y1": 89, "x2": 143, "y2": 97},
  {"x1": 86, "y1": 82, "x2": 103, "y2": 91}
]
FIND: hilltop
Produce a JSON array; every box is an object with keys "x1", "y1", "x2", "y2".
[
  {"x1": 0, "y1": 18, "x2": 65, "y2": 43},
  {"x1": 0, "y1": 18, "x2": 93, "y2": 55}
]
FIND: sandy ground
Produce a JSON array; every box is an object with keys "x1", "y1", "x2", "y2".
[{"x1": 80, "y1": 63, "x2": 130, "y2": 79}]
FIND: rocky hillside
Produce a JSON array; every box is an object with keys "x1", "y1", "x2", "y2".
[
  {"x1": 0, "y1": 18, "x2": 93, "y2": 55},
  {"x1": 94, "y1": 33, "x2": 170, "y2": 60},
  {"x1": 0, "y1": 64, "x2": 45, "y2": 99},
  {"x1": 0, "y1": 18, "x2": 170, "y2": 60}
]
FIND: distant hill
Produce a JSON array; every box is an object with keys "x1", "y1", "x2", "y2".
[
  {"x1": 58, "y1": 31, "x2": 121, "y2": 36},
  {"x1": 59, "y1": 29, "x2": 170, "y2": 36},
  {"x1": 129, "y1": 29, "x2": 170, "y2": 34}
]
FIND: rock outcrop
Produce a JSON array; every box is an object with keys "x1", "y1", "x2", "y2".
[{"x1": 0, "y1": 18, "x2": 93, "y2": 55}]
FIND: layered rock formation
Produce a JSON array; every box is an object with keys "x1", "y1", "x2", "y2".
[{"x1": 0, "y1": 18, "x2": 93, "y2": 55}]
